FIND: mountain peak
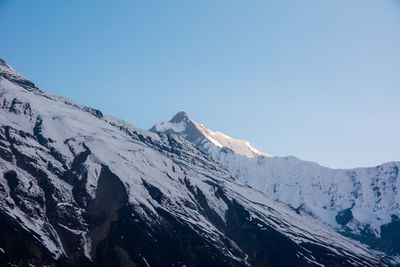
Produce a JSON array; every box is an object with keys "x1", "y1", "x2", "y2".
[
  {"x1": 151, "y1": 111, "x2": 271, "y2": 158},
  {"x1": 150, "y1": 111, "x2": 191, "y2": 134},
  {"x1": 170, "y1": 110, "x2": 190, "y2": 123}
]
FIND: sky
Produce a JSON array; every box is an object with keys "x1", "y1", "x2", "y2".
[{"x1": 0, "y1": 0, "x2": 399, "y2": 168}]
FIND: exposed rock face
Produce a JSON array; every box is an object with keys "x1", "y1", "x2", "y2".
[{"x1": 0, "y1": 59, "x2": 393, "y2": 266}]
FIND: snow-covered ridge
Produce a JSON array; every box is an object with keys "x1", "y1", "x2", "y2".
[
  {"x1": 152, "y1": 111, "x2": 400, "y2": 258},
  {"x1": 151, "y1": 111, "x2": 270, "y2": 158},
  {"x1": 0, "y1": 58, "x2": 393, "y2": 266}
]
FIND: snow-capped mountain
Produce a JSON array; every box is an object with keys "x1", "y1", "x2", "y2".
[
  {"x1": 151, "y1": 111, "x2": 269, "y2": 159},
  {"x1": 0, "y1": 59, "x2": 393, "y2": 266},
  {"x1": 152, "y1": 111, "x2": 400, "y2": 259}
]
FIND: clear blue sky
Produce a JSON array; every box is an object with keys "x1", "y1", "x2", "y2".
[{"x1": 1, "y1": 0, "x2": 399, "y2": 168}]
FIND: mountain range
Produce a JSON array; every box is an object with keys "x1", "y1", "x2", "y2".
[
  {"x1": 152, "y1": 109, "x2": 400, "y2": 260},
  {"x1": 0, "y1": 58, "x2": 397, "y2": 266}
]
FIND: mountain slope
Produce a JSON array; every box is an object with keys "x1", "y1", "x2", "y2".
[
  {"x1": 152, "y1": 111, "x2": 400, "y2": 260},
  {"x1": 0, "y1": 58, "x2": 391, "y2": 266},
  {"x1": 151, "y1": 111, "x2": 270, "y2": 158}
]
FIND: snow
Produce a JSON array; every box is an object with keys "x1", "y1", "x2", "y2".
[
  {"x1": 152, "y1": 112, "x2": 400, "y2": 240},
  {"x1": 0, "y1": 160, "x2": 64, "y2": 259},
  {"x1": 0, "y1": 62, "x2": 389, "y2": 265},
  {"x1": 151, "y1": 111, "x2": 271, "y2": 158},
  {"x1": 216, "y1": 155, "x2": 400, "y2": 235},
  {"x1": 0, "y1": 60, "x2": 27, "y2": 83},
  {"x1": 142, "y1": 257, "x2": 150, "y2": 267},
  {"x1": 153, "y1": 120, "x2": 186, "y2": 133},
  {"x1": 84, "y1": 154, "x2": 102, "y2": 199},
  {"x1": 195, "y1": 122, "x2": 270, "y2": 158}
]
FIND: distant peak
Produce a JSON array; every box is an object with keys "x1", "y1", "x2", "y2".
[
  {"x1": 151, "y1": 111, "x2": 271, "y2": 158},
  {"x1": 170, "y1": 110, "x2": 190, "y2": 123}
]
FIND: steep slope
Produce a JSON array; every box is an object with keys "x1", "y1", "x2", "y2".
[
  {"x1": 152, "y1": 111, "x2": 400, "y2": 260},
  {"x1": 151, "y1": 111, "x2": 270, "y2": 158},
  {"x1": 0, "y1": 58, "x2": 391, "y2": 266}
]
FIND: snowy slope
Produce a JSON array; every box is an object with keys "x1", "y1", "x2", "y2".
[
  {"x1": 152, "y1": 111, "x2": 400, "y2": 258},
  {"x1": 151, "y1": 111, "x2": 270, "y2": 159},
  {"x1": 0, "y1": 58, "x2": 392, "y2": 266}
]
